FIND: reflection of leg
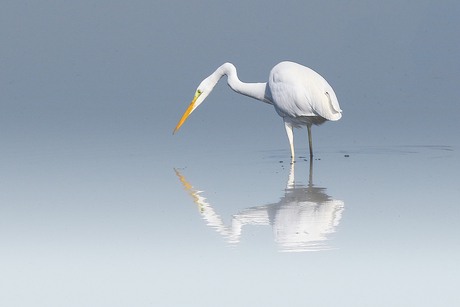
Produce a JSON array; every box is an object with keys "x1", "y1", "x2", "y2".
[
  {"x1": 287, "y1": 162, "x2": 295, "y2": 189},
  {"x1": 284, "y1": 121, "x2": 295, "y2": 162},
  {"x1": 307, "y1": 124, "x2": 313, "y2": 158}
]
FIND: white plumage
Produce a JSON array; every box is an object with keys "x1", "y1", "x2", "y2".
[{"x1": 174, "y1": 61, "x2": 342, "y2": 160}]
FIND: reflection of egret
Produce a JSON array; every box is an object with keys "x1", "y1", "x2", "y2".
[
  {"x1": 269, "y1": 160, "x2": 345, "y2": 251},
  {"x1": 175, "y1": 161, "x2": 344, "y2": 252},
  {"x1": 173, "y1": 62, "x2": 342, "y2": 160},
  {"x1": 175, "y1": 169, "x2": 233, "y2": 238}
]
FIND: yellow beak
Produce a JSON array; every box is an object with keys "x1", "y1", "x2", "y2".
[{"x1": 173, "y1": 91, "x2": 200, "y2": 134}]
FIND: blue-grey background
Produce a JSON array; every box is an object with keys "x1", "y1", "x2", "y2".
[{"x1": 1, "y1": 1, "x2": 459, "y2": 306}]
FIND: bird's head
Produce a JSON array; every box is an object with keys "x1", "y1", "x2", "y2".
[{"x1": 173, "y1": 78, "x2": 214, "y2": 134}]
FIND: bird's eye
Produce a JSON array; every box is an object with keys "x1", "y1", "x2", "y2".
[{"x1": 197, "y1": 89, "x2": 202, "y2": 95}]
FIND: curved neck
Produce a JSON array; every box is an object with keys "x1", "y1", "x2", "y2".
[{"x1": 212, "y1": 63, "x2": 272, "y2": 104}]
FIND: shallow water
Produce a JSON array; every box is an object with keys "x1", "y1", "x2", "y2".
[
  {"x1": 1, "y1": 105, "x2": 459, "y2": 306},
  {"x1": 175, "y1": 160, "x2": 345, "y2": 252},
  {"x1": 1, "y1": 1, "x2": 460, "y2": 306}
]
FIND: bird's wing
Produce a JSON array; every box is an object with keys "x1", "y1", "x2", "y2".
[
  {"x1": 324, "y1": 87, "x2": 341, "y2": 114},
  {"x1": 301, "y1": 74, "x2": 342, "y2": 121},
  {"x1": 269, "y1": 62, "x2": 342, "y2": 121}
]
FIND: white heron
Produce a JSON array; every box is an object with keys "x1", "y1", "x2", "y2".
[{"x1": 173, "y1": 61, "x2": 342, "y2": 160}]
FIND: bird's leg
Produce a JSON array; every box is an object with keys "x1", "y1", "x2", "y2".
[
  {"x1": 307, "y1": 124, "x2": 313, "y2": 158},
  {"x1": 284, "y1": 121, "x2": 295, "y2": 163}
]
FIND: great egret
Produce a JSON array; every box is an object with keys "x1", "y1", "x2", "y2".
[{"x1": 173, "y1": 61, "x2": 342, "y2": 160}]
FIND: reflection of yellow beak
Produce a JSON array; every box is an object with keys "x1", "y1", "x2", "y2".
[{"x1": 173, "y1": 91, "x2": 200, "y2": 134}]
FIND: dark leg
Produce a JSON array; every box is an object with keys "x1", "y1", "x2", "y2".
[{"x1": 307, "y1": 124, "x2": 313, "y2": 158}]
